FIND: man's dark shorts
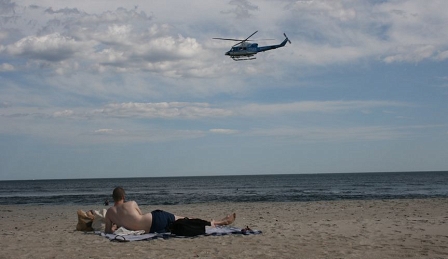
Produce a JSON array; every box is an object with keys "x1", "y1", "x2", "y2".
[{"x1": 150, "y1": 210, "x2": 175, "y2": 233}]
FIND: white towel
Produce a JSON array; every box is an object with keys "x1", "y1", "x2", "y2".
[
  {"x1": 91, "y1": 209, "x2": 107, "y2": 231},
  {"x1": 114, "y1": 227, "x2": 145, "y2": 236}
]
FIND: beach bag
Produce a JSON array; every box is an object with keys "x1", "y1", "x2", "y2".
[
  {"x1": 76, "y1": 209, "x2": 94, "y2": 231},
  {"x1": 169, "y1": 218, "x2": 210, "y2": 236}
]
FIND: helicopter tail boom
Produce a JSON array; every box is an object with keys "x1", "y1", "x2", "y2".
[{"x1": 256, "y1": 33, "x2": 291, "y2": 53}]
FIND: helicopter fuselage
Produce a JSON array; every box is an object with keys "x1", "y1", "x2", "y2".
[
  {"x1": 225, "y1": 37, "x2": 290, "y2": 60},
  {"x1": 214, "y1": 31, "x2": 291, "y2": 61},
  {"x1": 225, "y1": 43, "x2": 258, "y2": 57}
]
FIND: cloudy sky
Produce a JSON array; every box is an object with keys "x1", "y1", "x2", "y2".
[{"x1": 1, "y1": 0, "x2": 447, "y2": 180}]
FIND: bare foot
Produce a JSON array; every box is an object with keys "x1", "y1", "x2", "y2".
[{"x1": 211, "y1": 213, "x2": 236, "y2": 227}]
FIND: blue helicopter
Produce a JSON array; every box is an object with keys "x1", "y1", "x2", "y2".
[{"x1": 213, "y1": 31, "x2": 291, "y2": 61}]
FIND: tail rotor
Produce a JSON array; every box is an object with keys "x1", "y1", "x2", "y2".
[{"x1": 284, "y1": 33, "x2": 291, "y2": 44}]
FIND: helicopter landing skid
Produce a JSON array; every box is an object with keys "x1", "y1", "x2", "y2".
[{"x1": 231, "y1": 56, "x2": 256, "y2": 61}]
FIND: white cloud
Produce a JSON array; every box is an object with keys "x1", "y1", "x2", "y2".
[
  {"x1": 247, "y1": 126, "x2": 410, "y2": 142},
  {"x1": 0, "y1": 63, "x2": 14, "y2": 71},
  {"x1": 93, "y1": 128, "x2": 127, "y2": 135},
  {"x1": 5, "y1": 33, "x2": 91, "y2": 62},
  {"x1": 134, "y1": 35, "x2": 202, "y2": 63},
  {"x1": 210, "y1": 128, "x2": 239, "y2": 134},
  {"x1": 0, "y1": 100, "x2": 407, "y2": 123},
  {"x1": 282, "y1": 0, "x2": 448, "y2": 65},
  {"x1": 221, "y1": 0, "x2": 259, "y2": 19},
  {"x1": 1, "y1": 0, "x2": 446, "y2": 83},
  {"x1": 238, "y1": 101, "x2": 408, "y2": 116},
  {"x1": 288, "y1": 0, "x2": 357, "y2": 22},
  {"x1": 0, "y1": 102, "x2": 11, "y2": 108},
  {"x1": 78, "y1": 128, "x2": 206, "y2": 144},
  {"x1": 383, "y1": 44, "x2": 436, "y2": 63},
  {"x1": 94, "y1": 102, "x2": 233, "y2": 119},
  {"x1": 377, "y1": 1, "x2": 448, "y2": 63},
  {"x1": 53, "y1": 109, "x2": 74, "y2": 118},
  {"x1": 0, "y1": 2, "x2": 215, "y2": 78},
  {"x1": 435, "y1": 50, "x2": 448, "y2": 61}
]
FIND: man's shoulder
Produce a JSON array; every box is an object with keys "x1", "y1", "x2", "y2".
[
  {"x1": 106, "y1": 206, "x2": 114, "y2": 212},
  {"x1": 104, "y1": 207, "x2": 112, "y2": 220},
  {"x1": 125, "y1": 200, "x2": 137, "y2": 205},
  {"x1": 106, "y1": 205, "x2": 118, "y2": 215}
]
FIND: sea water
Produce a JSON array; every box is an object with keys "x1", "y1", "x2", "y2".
[{"x1": 0, "y1": 171, "x2": 447, "y2": 206}]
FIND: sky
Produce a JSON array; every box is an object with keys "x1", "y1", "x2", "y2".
[{"x1": 0, "y1": 0, "x2": 447, "y2": 180}]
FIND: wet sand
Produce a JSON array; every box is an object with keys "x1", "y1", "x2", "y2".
[{"x1": 1, "y1": 198, "x2": 448, "y2": 259}]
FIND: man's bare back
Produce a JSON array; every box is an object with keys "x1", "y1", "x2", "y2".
[
  {"x1": 105, "y1": 187, "x2": 236, "y2": 234},
  {"x1": 105, "y1": 201, "x2": 153, "y2": 233}
]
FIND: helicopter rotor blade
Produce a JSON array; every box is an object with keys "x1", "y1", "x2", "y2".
[
  {"x1": 243, "y1": 31, "x2": 258, "y2": 42},
  {"x1": 248, "y1": 31, "x2": 258, "y2": 39},
  {"x1": 232, "y1": 30, "x2": 258, "y2": 47},
  {"x1": 213, "y1": 38, "x2": 272, "y2": 42},
  {"x1": 212, "y1": 38, "x2": 245, "y2": 41}
]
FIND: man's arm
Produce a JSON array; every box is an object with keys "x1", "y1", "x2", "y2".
[
  {"x1": 105, "y1": 215, "x2": 113, "y2": 234},
  {"x1": 105, "y1": 212, "x2": 117, "y2": 234}
]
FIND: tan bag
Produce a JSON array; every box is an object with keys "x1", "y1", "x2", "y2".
[{"x1": 76, "y1": 210, "x2": 94, "y2": 231}]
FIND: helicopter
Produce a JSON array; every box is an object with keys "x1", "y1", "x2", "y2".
[{"x1": 213, "y1": 31, "x2": 291, "y2": 61}]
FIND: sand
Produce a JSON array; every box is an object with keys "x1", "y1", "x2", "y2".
[{"x1": 1, "y1": 198, "x2": 447, "y2": 259}]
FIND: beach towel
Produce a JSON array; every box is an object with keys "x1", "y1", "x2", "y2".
[
  {"x1": 98, "y1": 226, "x2": 262, "y2": 242},
  {"x1": 113, "y1": 227, "x2": 146, "y2": 236}
]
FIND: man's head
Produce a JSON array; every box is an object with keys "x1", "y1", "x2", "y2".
[{"x1": 112, "y1": 187, "x2": 126, "y2": 202}]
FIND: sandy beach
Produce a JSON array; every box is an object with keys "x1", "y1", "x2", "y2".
[{"x1": 1, "y1": 198, "x2": 447, "y2": 259}]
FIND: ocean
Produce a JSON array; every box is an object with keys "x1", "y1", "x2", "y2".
[{"x1": 0, "y1": 171, "x2": 447, "y2": 206}]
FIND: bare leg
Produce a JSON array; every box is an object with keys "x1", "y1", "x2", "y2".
[{"x1": 211, "y1": 213, "x2": 236, "y2": 227}]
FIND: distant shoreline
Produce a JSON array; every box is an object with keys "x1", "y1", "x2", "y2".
[{"x1": 1, "y1": 170, "x2": 447, "y2": 181}]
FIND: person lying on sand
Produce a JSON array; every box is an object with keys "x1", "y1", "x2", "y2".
[{"x1": 105, "y1": 187, "x2": 236, "y2": 234}]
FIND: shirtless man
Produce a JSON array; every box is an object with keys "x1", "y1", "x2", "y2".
[{"x1": 105, "y1": 187, "x2": 236, "y2": 234}]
